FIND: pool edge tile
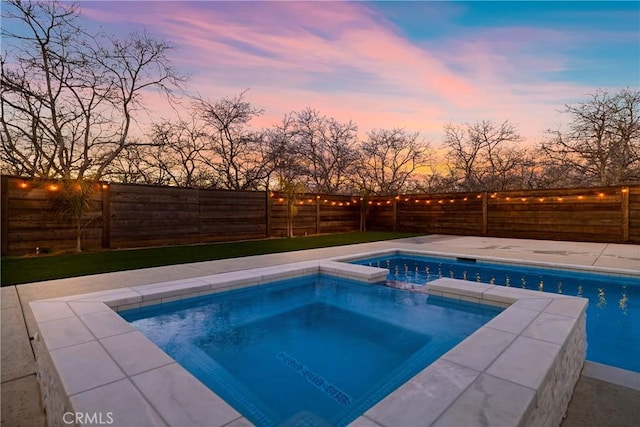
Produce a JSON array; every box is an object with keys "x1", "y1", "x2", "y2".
[{"x1": 131, "y1": 363, "x2": 242, "y2": 427}]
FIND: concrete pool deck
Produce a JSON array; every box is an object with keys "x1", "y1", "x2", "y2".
[{"x1": 2, "y1": 235, "x2": 639, "y2": 426}]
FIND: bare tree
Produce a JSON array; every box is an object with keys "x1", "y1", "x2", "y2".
[
  {"x1": 540, "y1": 88, "x2": 640, "y2": 186},
  {"x1": 442, "y1": 120, "x2": 526, "y2": 191},
  {"x1": 194, "y1": 91, "x2": 274, "y2": 190},
  {"x1": 265, "y1": 114, "x2": 301, "y2": 189},
  {"x1": 357, "y1": 128, "x2": 431, "y2": 195},
  {"x1": 0, "y1": 0, "x2": 184, "y2": 180},
  {"x1": 105, "y1": 142, "x2": 176, "y2": 186},
  {"x1": 288, "y1": 108, "x2": 359, "y2": 194},
  {"x1": 145, "y1": 118, "x2": 210, "y2": 187}
]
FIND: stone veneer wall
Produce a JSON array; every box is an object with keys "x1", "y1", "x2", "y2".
[
  {"x1": 33, "y1": 331, "x2": 74, "y2": 427},
  {"x1": 524, "y1": 312, "x2": 586, "y2": 427}
]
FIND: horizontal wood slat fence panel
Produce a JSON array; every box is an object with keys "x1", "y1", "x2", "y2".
[
  {"x1": 267, "y1": 193, "x2": 360, "y2": 237},
  {"x1": 1, "y1": 175, "x2": 639, "y2": 255},
  {"x1": 1, "y1": 176, "x2": 104, "y2": 255},
  {"x1": 367, "y1": 187, "x2": 637, "y2": 244},
  {"x1": 109, "y1": 184, "x2": 267, "y2": 249}
]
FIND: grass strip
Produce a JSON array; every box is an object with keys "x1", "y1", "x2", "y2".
[{"x1": 1, "y1": 232, "x2": 418, "y2": 286}]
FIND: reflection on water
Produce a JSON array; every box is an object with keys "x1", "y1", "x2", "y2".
[
  {"x1": 354, "y1": 255, "x2": 640, "y2": 373},
  {"x1": 365, "y1": 258, "x2": 635, "y2": 317},
  {"x1": 597, "y1": 288, "x2": 607, "y2": 308},
  {"x1": 619, "y1": 290, "x2": 628, "y2": 314}
]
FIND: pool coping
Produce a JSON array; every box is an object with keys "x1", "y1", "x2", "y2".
[{"x1": 30, "y1": 252, "x2": 592, "y2": 427}]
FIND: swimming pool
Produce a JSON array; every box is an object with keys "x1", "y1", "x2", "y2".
[
  {"x1": 349, "y1": 252, "x2": 640, "y2": 373},
  {"x1": 120, "y1": 273, "x2": 502, "y2": 426}
]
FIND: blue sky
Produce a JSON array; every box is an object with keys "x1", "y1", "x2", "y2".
[
  {"x1": 5, "y1": 1, "x2": 639, "y2": 144},
  {"x1": 372, "y1": 1, "x2": 638, "y2": 86}
]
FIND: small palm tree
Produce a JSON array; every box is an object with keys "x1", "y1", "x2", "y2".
[
  {"x1": 277, "y1": 175, "x2": 305, "y2": 238},
  {"x1": 359, "y1": 188, "x2": 373, "y2": 232},
  {"x1": 49, "y1": 178, "x2": 101, "y2": 252}
]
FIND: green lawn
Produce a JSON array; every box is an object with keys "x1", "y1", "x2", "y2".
[{"x1": 1, "y1": 232, "x2": 418, "y2": 286}]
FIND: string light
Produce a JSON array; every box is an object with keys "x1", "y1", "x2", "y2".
[
  {"x1": 198, "y1": 188, "x2": 626, "y2": 209},
  {"x1": 47, "y1": 184, "x2": 59, "y2": 192},
  {"x1": 19, "y1": 181, "x2": 29, "y2": 189}
]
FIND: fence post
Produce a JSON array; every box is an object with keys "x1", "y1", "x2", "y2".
[
  {"x1": 265, "y1": 191, "x2": 272, "y2": 238},
  {"x1": 101, "y1": 183, "x2": 111, "y2": 249},
  {"x1": 1, "y1": 176, "x2": 9, "y2": 255},
  {"x1": 392, "y1": 199, "x2": 398, "y2": 232},
  {"x1": 316, "y1": 195, "x2": 321, "y2": 234},
  {"x1": 621, "y1": 187, "x2": 630, "y2": 242},
  {"x1": 482, "y1": 191, "x2": 488, "y2": 236},
  {"x1": 197, "y1": 188, "x2": 202, "y2": 244}
]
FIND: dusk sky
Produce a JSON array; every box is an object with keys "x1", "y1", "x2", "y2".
[{"x1": 71, "y1": 1, "x2": 640, "y2": 144}]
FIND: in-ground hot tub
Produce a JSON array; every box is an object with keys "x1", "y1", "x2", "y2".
[
  {"x1": 30, "y1": 256, "x2": 588, "y2": 426},
  {"x1": 119, "y1": 272, "x2": 502, "y2": 425}
]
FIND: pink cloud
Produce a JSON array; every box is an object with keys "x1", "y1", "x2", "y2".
[{"x1": 79, "y1": 2, "x2": 601, "y2": 146}]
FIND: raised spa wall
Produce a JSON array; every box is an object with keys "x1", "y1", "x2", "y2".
[{"x1": 30, "y1": 253, "x2": 588, "y2": 427}]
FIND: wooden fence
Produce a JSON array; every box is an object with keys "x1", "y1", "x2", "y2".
[
  {"x1": 2, "y1": 175, "x2": 639, "y2": 255},
  {"x1": 367, "y1": 186, "x2": 640, "y2": 243},
  {"x1": 1, "y1": 177, "x2": 105, "y2": 255},
  {"x1": 0, "y1": 176, "x2": 360, "y2": 255},
  {"x1": 268, "y1": 193, "x2": 360, "y2": 237}
]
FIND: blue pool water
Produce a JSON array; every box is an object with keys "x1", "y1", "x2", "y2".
[
  {"x1": 351, "y1": 253, "x2": 640, "y2": 373},
  {"x1": 121, "y1": 274, "x2": 501, "y2": 426}
]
